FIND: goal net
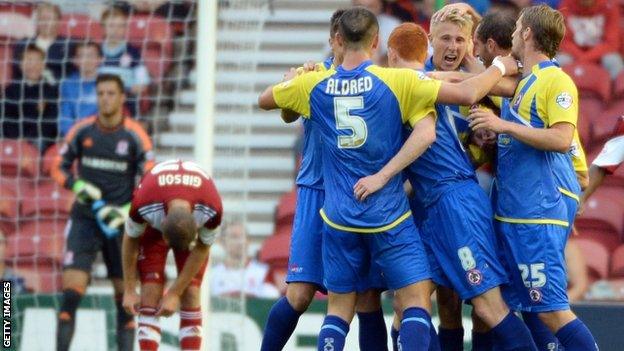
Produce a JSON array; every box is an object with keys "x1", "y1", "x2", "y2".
[{"x1": 0, "y1": 0, "x2": 276, "y2": 350}]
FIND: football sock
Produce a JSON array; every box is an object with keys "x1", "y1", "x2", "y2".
[
  {"x1": 472, "y1": 330, "x2": 493, "y2": 351},
  {"x1": 138, "y1": 306, "x2": 161, "y2": 351},
  {"x1": 260, "y1": 297, "x2": 303, "y2": 351},
  {"x1": 317, "y1": 315, "x2": 349, "y2": 351},
  {"x1": 357, "y1": 309, "x2": 388, "y2": 351},
  {"x1": 56, "y1": 288, "x2": 83, "y2": 351},
  {"x1": 490, "y1": 312, "x2": 538, "y2": 350},
  {"x1": 522, "y1": 312, "x2": 561, "y2": 351},
  {"x1": 180, "y1": 308, "x2": 203, "y2": 350},
  {"x1": 438, "y1": 327, "x2": 464, "y2": 351},
  {"x1": 391, "y1": 326, "x2": 399, "y2": 351},
  {"x1": 115, "y1": 293, "x2": 136, "y2": 351},
  {"x1": 399, "y1": 307, "x2": 431, "y2": 351},
  {"x1": 555, "y1": 318, "x2": 597, "y2": 351}
]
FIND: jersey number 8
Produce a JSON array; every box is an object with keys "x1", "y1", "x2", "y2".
[{"x1": 334, "y1": 97, "x2": 367, "y2": 149}]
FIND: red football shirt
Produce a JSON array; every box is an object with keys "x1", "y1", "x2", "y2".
[
  {"x1": 125, "y1": 160, "x2": 223, "y2": 244},
  {"x1": 593, "y1": 116, "x2": 624, "y2": 174}
]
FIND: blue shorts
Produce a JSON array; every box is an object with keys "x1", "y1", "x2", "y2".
[
  {"x1": 420, "y1": 180, "x2": 507, "y2": 300},
  {"x1": 286, "y1": 186, "x2": 326, "y2": 291},
  {"x1": 562, "y1": 194, "x2": 578, "y2": 237},
  {"x1": 495, "y1": 221, "x2": 570, "y2": 312},
  {"x1": 322, "y1": 217, "x2": 431, "y2": 293}
]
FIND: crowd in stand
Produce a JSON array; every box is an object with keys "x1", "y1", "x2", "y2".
[{"x1": 0, "y1": 1, "x2": 194, "y2": 154}]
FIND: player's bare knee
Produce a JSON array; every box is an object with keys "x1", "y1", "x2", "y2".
[
  {"x1": 286, "y1": 283, "x2": 316, "y2": 311},
  {"x1": 471, "y1": 289, "x2": 509, "y2": 326},
  {"x1": 181, "y1": 286, "x2": 201, "y2": 309},
  {"x1": 140, "y1": 283, "x2": 164, "y2": 307},
  {"x1": 538, "y1": 309, "x2": 577, "y2": 332},
  {"x1": 62, "y1": 269, "x2": 89, "y2": 291},
  {"x1": 395, "y1": 281, "x2": 432, "y2": 313}
]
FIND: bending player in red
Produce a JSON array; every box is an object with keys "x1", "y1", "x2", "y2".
[{"x1": 121, "y1": 159, "x2": 223, "y2": 351}]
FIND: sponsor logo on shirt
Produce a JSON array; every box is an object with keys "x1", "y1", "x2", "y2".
[
  {"x1": 81, "y1": 156, "x2": 128, "y2": 172},
  {"x1": 556, "y1": 92, "x2": 573, "y2": 109}
]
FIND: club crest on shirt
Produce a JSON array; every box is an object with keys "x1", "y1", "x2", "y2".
[
  {"x1": 529, "y1": 288, "x2": 543, "y2": 303},
  {"x1": 466, "y1": 269, "x2": 483, "y2": 285},
  {"x1": 556, "y1": 92, "x2": 573, "y2": 109},
  {"x1": 116, "y1": 140, "x2": 129, "y2": 155}
]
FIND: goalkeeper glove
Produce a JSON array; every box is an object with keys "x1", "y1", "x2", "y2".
[
  {"x1": 93, "y1": 201, "x2": 130, "y2": 238},
  {"x1": 72, "y1": 179, "x2": 102, "y2": 204}
]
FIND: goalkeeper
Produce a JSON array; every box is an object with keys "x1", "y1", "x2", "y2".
[{"x1": 51, "y1": 73, "x2": 154, "y2": 351}]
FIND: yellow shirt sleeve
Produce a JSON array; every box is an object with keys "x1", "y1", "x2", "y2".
[
  {"x1": 272, "y1": 70, "x2": 333, "y2": 118},
  {"x1": 546, "y1": 73, "x2": 578, "y2": 128},
  {"x1": 366, "y1": 66, "x2": 441, "y2": 127},
  {"x1": 571, "y1": 131, "x2": 588, "y2": 172}
]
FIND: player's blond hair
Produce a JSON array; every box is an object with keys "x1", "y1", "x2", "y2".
[{"x1": 430, "y1": 9, "x2": 474, "y2": 36}]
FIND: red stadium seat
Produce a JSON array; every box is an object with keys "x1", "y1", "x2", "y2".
[
  {"x1": 59, "y1": 14, "x2": 103, "y2": 41},
  {"x1": 0, "y1": 43, "x2": 12, "y2": 88},
  {"x1": 614, "y1": 71, "x2": 624, "y2": 99},
  {"x1": 0, "y1": 179, "x2": 18, "y2": 234},
  {"x1": 127, "y1": 15, "x2": 173, "y2": 82},
  {"x1": 576, "y1": 187, "x2": 624, "y2": 238},
  {"x1": 563, "y1": 63, "x2": 612, "y2": 102},
  {"x1": 6, "y1": 220, "x2": 66, "y2": 264},
  {"x1": 610, "y1": 244, "x2": 624, "y2": 278},
  {"x1": 591, "y1": 109, "x2": 621, "y2": 145},
  {"x1": 275, "y1": 189, "x2": 297, "y2": 227},
  {"x1": 0, "y1": 3, "x2": 34, "y2": 17},
  {"x1": 575, "y1": 227, "x2": 622, "y2": 254},
  {"x1": 578, "y1": 97, "x2": 603, "y2": 145},
  {"x1": 21, "y1": 181, "x2": 73, "y2": 220},
  {"x1": 0, "y1": 12, "x2": 33, "y2": 40},
  {"x1": 11, "y1": 263, "x2": 62, "y2": 293},
  {"x1": 0, "y1": 140, "x2": 39, "y2": 177},
  {"x1": 259, "y1": 233, "x2": 290, "y2": 266},
  {"x1": 273, "y1": 223, "x2": 292, "y2": 237},
  {"x1": 571, "y1": 238, "x2": 610, "y2": 282},
  {"x1": 41, "y1": 143, "x2": 60, "y2": 176}
]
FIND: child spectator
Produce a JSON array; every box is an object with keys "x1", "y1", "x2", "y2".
[
  {"x1": 59, "y1": 42, "x2": 102, "y2": 136},
  {"x1": 98, "y1": 5, "x2": 150, "y2": 117},
  {"x1": 12, "y1": 2, "x2": 73, "y2": 83},
  {"x1": 2, "y1": 45, "x2": 59, "y2": 151},
  {"x1": 558, "y1": 0, "x2": 624, "y2": 79}
]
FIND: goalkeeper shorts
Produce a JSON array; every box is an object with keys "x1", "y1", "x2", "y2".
[{"x1": 63, "y1": 213, "x2": 123, "y2": 279}]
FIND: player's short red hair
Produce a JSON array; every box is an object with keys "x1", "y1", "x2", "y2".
[{"x1": 388, "y1": 23, "x2": 429, "y2": 64}]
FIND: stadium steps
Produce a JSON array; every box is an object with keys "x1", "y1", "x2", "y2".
[{"x1": 158, "y1": 0, "x2": 349, "y2": 238}]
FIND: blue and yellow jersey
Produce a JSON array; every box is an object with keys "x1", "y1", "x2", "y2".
[
  {"x1": 551, "y1": 130, "x2": 587, "y2": 202},
  {"x1": 295, "y1": 56, "x2": 335, "y2": 190},
  {"x1": 404, "y1": 101, "x2": 477, "y2": 208},
  {"x1": 495, "y1": 61, "x2": 576, "y2": 227},
  {"x1": 273, "y1": 60, "x2": 441, "y2": 233}
]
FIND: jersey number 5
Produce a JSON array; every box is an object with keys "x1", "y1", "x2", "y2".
[{"x1": 334, "y1": 97, "x2": 367, "y2": 149}]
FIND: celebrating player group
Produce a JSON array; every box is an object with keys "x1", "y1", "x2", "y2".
[{"x1": 259, "y1": 3, "x2": 599, "y2": 351}]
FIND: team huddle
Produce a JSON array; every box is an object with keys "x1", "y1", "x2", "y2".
[{"x1": 259, "y1": 3, "x2": 598, "y2": 351}]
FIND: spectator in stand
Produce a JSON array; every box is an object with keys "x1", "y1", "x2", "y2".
[
  {"x1": 2, "y1": 45, "x2": 59, "y2": 152},
  {"x1": 352, "y1": 0, "x2": 401, "y2": 65},
  {"x1": 579, "y1": 115, "x2": 624, "y2": 210},
  {"x1": 129, "y1": 0, "x2": 194, "y2": 23},
  {"x1": 210, "y1": 222, "x2": 280, "y2": 298},
  {"x1": 59, "y1": 42, "x2": 102, "y2": 136},
  {"x1": 12, "y1": 2, "x2": 73, "y2": 83},
  {"x1": 558, "y1": 0, "x2": 624, "y2": 79},
  {"x1": 99, "y1": 5, "x2": 150, "y2": 117}
]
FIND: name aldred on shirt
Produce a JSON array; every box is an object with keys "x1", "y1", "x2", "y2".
[{"x1": 325, "y1": 76, "x2": 373, "y2": 95}]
